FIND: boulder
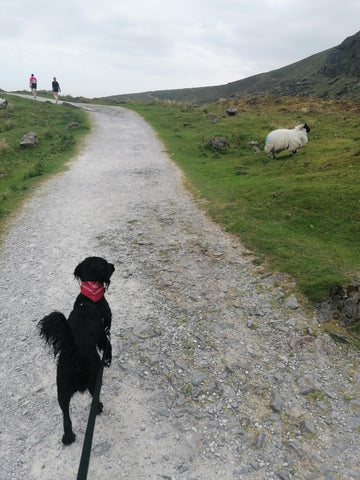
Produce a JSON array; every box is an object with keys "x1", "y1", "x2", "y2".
[
  {"x1": 210, "y1": 136, "x2": 229, "y2": 151},
  {"x1": 321, "y1": 283, "x2": 360, "y2": 327},
  {"x1": 284, "y1": 294, "x2": 299, "y2": 310},
  {"x1": 20, "y1": 132, "x2": 38, "y2": 147}
]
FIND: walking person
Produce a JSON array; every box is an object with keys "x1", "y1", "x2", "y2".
[
  {"x1": 52, "y1": 77, "x2": 61, "y2": 103},
  {"x1": 29, "y1": 74, "x2": 37, "y2": 98}
]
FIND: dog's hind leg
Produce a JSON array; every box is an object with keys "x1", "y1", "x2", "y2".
[{"x1": 58, "y1": 389, "x2": 76, "y2": 445}]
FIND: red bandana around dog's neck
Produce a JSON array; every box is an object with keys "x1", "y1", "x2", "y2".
[{"x1": 80, "y1": 281, "x2": 105, "y2": 302}]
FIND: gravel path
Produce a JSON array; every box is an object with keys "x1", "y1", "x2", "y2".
[{"x1": 0, "y1": 104, "x2": 359, "y2": 480}]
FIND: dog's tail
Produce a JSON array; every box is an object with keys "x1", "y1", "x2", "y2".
[{"x1": 38, "y1": 311, "x2": 73, "y2": 358}]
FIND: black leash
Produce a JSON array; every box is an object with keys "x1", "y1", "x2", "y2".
[{"x1": 76, "y1": 347, "x2": 108, "y2": 480}]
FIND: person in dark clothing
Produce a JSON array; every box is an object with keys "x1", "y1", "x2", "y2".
[{"x1": 52, "y1": 77, "x2": 61, "y2": 103}]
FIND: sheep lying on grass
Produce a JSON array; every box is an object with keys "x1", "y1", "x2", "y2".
[{"x1": 265, "y1": 123, "x2": 310, "y2": 158}]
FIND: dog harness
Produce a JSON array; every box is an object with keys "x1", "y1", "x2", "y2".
[{"x1": 80, "y1": 281, "x2": 105, "y2": 302}]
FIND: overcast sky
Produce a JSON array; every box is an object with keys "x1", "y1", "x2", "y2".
[{"x1": 2, "y1": 0, "x2": 359, "y2": 98}]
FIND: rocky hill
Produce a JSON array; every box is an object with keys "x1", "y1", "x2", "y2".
[{"x1": 104, "y1": 31, "x2": 360, "y2": 104}]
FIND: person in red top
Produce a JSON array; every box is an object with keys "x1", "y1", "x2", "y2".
[{"x1": 29, "y1": 74, "x2": 37, "y2": 98}]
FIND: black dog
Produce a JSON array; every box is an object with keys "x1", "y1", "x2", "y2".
[{"x1": 38, "y1": 256, "x2": 115, "y2": 445}]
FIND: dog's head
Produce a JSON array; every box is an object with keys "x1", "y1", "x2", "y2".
[{"x1": 74, "y1": 257, "x2": 115, "y2": 289}]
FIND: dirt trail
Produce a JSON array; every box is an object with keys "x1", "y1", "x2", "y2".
[{"x1": 0, "y1": 103, "x2": 359, "y2": 480}]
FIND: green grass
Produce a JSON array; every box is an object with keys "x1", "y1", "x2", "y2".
[
  {"x1": 0, "y1": 94, "x2": 90, "y2": 233},
  {"x1": 125, "y1": 96, "x2": 360, "y2": 303}
]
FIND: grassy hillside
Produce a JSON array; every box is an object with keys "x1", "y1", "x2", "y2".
[
  {"x1": 105, "y1": 31, "x2": 360, "y2": 104},
  {"x1": 125, "y1": 96, "x2": 360, "y2": 305},
  {"x1": 0, "y1": 94, "x2": 90, "y2": 234}
]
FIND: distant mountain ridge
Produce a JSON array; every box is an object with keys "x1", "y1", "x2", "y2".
[{"x1": 105, "y1": 31, "x2": 360, "y2": 104}]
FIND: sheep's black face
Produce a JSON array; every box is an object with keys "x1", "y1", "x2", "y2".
[{"x1": 304, "y1": 123, "x2": 310, "y2": 133}]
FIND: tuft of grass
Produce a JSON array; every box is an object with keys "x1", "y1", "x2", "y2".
[
  {"x1": 0, "y1": 138, "x2": 10, "y2": 153},
  {"x1": 125, "y1": 96, "x2": 360, "y2": 303},
  {"x1": 0, "y1": 94, "x2": 90, "y2": 235}
]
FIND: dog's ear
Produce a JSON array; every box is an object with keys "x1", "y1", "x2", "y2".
[
  {"x1": 105, "y1": 263, "x2": 115, "y2": 289},
  {"x1": 108, "y1": 263, "x2": 115, "y2": 277},
  {"x1": 74, "y1": 262, "x2": 84, "y2": 281}
]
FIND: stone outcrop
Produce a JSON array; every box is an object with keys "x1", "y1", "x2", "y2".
[
  {"x1": 209, "y1": 136, "x2": 229, "y2": 151},
  {"x1": 19, "y1": 132, "x2": 38, "y2": 147},
  {"x1": 320, "y1": 283, "x2": 360, "y2": 327}
]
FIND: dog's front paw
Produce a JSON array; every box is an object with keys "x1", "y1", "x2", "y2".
[
  {"x1": 62, "y1": 432, "x2": 76, "y2": 445},
  {"x1": 104, "y1": 345, "x2": 112, "y2": 367}
]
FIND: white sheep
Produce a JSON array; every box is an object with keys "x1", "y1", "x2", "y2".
[{"x1": 264, "y1": 123, "x2": 310, "y2": 158}]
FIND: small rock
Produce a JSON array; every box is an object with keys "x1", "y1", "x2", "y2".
[
  {"x1": 301, "y1": 419, "x2": 315, "y2": 434},
  {"x1": 0, "y1": 97, "x2": 8, "y2": 108},
  {"x1": 271, "y1": 390, "x2": 283, "y2": 412},
  {"x1": 287, "y1": 440, "x2": 303, "y2": 458},
  {"x1": 248, "y1": 140, "x2": 260, "y2": 152},
  {"x1": 191, "y1": 372, "x2": 208, "y2": 386},
  {"x1": 284, "y1": 294, "x2": 299, "y2": 310},
  {"x1": 317, "y1": 400, "x2": 329, "y2": 411},
  {"x1": 299, "y1": 385, "x2": 315, "y2": 395},
  {"x1": 250, "y1": 460, "x2": 260, "y2": 471},
  {"x1": 149, "y1": 354, "x2": 161, "y2": 365},
  {"x1": 20, "y1": 132, "x2": 38, "y2": 147},
  {"x1": 256, "y1": 432, "x2": 266, "y2": 449},
  {"x1": 209, "y1": 136, "x2": 229, "y2": 151},
  {"x1": 92, "y1": 441, "x2": 112, "y2": 456},
  {"x1": 277, "y1": 471, "x2": 290, "y2": 480},
  {"x1": 175, "y1": 359, "x2": 187, "y2": 370}
]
